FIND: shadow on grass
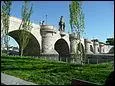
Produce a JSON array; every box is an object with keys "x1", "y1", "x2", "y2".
[
  {"x1": 1, "y1": 60, "x2": 40, "y2": 64},
  {"x1": 1, "y1": 66, "x2": 40, "y2": 71},
  {"x1": 1, "y1": 55, "x2": 85, "y2": 75},
  {"x1": 1, "y1": 56, "x2": 36, "y2": 60},
  {"x1": 1, "y1": 63, "x2": 76, "y2": 74},
  {"x1": 1, "y1": 66, "x2": 73, "y2": 74},
  {"x1": 1, "y1": 61, "x2": 66, "y2": 68}
]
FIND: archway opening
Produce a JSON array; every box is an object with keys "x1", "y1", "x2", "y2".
[
  {"x1": 77, "y1": 42, "x2": 85, "y2": 59},
  {"x1": 90, "y1": 45, "x2": 93, "y2": 53},
  {"x1": 1, "y1": 36, "x2": 19, "y2": 55},
  {"x1": 8, "y1": 30, "x2": 40, "y2": 56},
  {"x1": 98, "y1": 47, "x2": 100, "y2": 52},
  {"x1": 54, "y1": 39, "x2": 70, "y2": 62}
]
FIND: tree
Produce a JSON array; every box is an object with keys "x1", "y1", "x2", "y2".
[
  {"x1": 18, "y1": 1, "x2": 33, "y2": 56},
  {"x1": 106, "y1": 38, "x2": 114, "y2": 45},
  {"x1": 69, "y1": 1, "x2": 85, "y2": 64},
  {"x1": 1, "y1": 1, "x2": 12, "y2": 55}
]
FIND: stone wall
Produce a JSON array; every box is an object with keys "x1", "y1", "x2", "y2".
[{"x1": 86, "y1": 54, "x2": 114, "y2": 64}]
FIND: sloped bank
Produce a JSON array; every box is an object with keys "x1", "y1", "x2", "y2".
[{"x1": 1, "y1": 55, "x2": 113, "y2": 85}]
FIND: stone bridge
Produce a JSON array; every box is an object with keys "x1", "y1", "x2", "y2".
[{"x1": 1, "y1": 16, "x2": 114, "y2": 61}]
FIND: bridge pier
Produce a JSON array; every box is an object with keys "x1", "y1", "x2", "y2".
[
  {"x1": 99, "y1": 43, "x2": 105, "y2": 53},
  {"x1": 69, "y1": 34, "x2": 78, "y2": 54},
  {"x1": 69, "y1": 34, "x2": 82, "y2": 64},
  {"x1": 92, "y1": 40, "x2": 100, "y2": 54},
  {"x1": 84, "y1": 39, "x2": 94, "y2": 54},
  {"x1": 40, "y1": 25, "x2": 59, "y2": 60}
]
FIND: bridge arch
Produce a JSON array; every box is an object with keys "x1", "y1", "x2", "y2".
[
  {"x1": 8, "y1": 30, "x2": 40, "y2": 56},
  {"x1": 54, "y1": 38, "x2": 70, "y2": 61}
]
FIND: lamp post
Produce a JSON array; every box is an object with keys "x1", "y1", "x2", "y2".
[{"x1": 46, "y1": 14, "x2": 47, "y2": 25}]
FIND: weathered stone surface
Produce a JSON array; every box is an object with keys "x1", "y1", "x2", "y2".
[
  {"x1": 1, "y1": 16, "x2": 114, "y2": 62},
  {"x1": 84, "y1": 39, "x2": 94, "y2": 54},
  {"x1": 86, "y1": 54, "x2": 114, "y2": 64}
]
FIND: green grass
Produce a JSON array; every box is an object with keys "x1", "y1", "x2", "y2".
[{"x1": 1, "y1": 55, "x2": 114, "y2": 85}]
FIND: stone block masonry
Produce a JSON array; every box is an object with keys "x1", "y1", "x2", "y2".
[{"x1": 1, "y1": 16, "x2": 114, "y2": 63}]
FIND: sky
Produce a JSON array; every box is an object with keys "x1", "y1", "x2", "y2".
[{"x1": 8, "y1": 1, "x2": 114, "y2": 47}]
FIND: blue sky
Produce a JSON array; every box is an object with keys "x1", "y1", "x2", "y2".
[{"x1": 9, "y1": 1, "x2": 114, "y2": 47}]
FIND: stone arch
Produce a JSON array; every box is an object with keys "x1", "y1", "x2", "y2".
[
  {"x1": 90, "y1": 45, "x2": 93, "y2": 52},
  {"x1": 54, "y1": 38, "x2": 70, "y2": 62},
  {"x1": 8, "y1": 30, "x2": 40, "y2": 56}
]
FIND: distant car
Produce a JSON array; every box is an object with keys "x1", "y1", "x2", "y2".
[
  {"x1": 2, "y1": 50, "x2": 19, "y2": 55},
  {"x1": 8, "y1": 50, "x2": 19, "y2": 55}
]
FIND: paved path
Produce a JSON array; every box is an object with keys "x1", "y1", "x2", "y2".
[{"x1": 1, "y1": 72, "x2": 37, "y2": 85}]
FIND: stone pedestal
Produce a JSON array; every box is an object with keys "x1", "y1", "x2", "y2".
[
  {"x1": 40, "y1": 25, "x2": 59, "y2": 60},
  {"x1": 99, "y1": 43, "x2": 104, "y2": 53},
  {"x1": 60, "y1": 31, "x2": 66, "y2": 37}
]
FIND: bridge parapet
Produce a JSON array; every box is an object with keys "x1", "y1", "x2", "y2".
[
  {"x1": 40, "y1": 25, "x2": 56, "y2": 31},
  {"x1": 93, "y1": 41, "x2": 99, "y2": 45},
  {"x1": 85, "y1": 39, "x2": 92, "y2": 43},
  {"x1": 69, "y1": 34, "x2": 78, "y2": 39},
  {"x1": 40, "y1": 25, "x2": 56, "y2": 35}
]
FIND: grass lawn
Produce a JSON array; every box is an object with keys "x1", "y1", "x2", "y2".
[{"x1": 1, "y1": 55, "x2": 114, "y2": 85}]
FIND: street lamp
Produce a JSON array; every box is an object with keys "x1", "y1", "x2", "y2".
[{"x1": 46, "y1": 14, "x2": 47, "y2": 25}]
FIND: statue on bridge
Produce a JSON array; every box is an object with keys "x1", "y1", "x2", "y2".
[{"x1": 59, "y1": 16, "x2": 65, "y2": 32}]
